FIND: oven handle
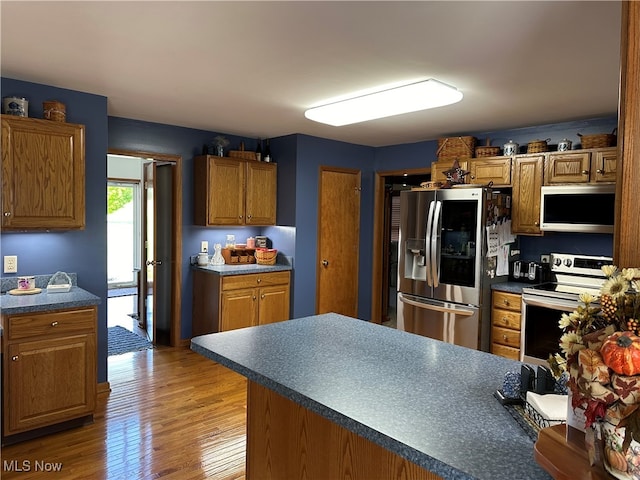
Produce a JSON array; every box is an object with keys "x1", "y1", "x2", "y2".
[{"x1": 522, "y1": 295, "x2": 577, "y2": 311}]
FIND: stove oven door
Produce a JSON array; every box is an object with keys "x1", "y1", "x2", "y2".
[{"x1": 521, "y1": 293, "x2": 576, "y2": 366}]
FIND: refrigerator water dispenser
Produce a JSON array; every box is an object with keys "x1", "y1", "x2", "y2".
[{"x1": 404, "y1": 238, "x2": 427, "y2": 281}]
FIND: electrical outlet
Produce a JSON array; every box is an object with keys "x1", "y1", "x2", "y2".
[
  {"x1": 201, "y1": 241, "x2": 208, "y2": 253},
  {"x1": 4, "y1": 255, "x2": 17, "y2": 273},
  {"x1": 540, "y1": 254, "x2": 550, "y2": 264}
]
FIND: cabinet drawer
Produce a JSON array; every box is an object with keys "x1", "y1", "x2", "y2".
[
  {"x1": 222, "y1": 271, "x2": 290, "y2": 291},
  {"x1": 492, "y1": 326, "x2": 521, "y2": 348},
  {"x1": 491, "y1": 307, "x2": 521, "y2": 330},
  {"x1": 492, "y1": 291, "x2": 521, "y2": 312},
  {"x1": 491, "y1": 343, "x2": 520, "y2": 361},
  {"x1": 5, "y1": 307, "x2": 96, "y2": 341}
]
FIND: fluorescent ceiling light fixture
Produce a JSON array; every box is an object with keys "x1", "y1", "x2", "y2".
[{"x1": 304, "y1": 79, "x2": 463, "y2": 127}]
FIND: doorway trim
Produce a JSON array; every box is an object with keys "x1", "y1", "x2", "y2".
[
  {"x1": 108, "y1": 148, "x2": 183, "y2": 347},
  {"x1": 371, "y1": 167, "x2": 430, "y2": 324}
]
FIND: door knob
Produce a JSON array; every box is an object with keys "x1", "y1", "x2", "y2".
[{"x1": 322, "y1": 259, "x2": 329, "y2": 267}]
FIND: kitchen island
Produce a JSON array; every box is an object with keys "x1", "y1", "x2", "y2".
[{"x1": 191, "y1": 313, "x2": 552, "y2": 480}]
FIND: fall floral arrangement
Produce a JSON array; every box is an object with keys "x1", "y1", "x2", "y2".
[{"x1": 549, "y1": 265, "x2": 640, "y2": 455}]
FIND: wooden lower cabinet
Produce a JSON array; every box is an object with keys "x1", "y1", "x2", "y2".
[
  {"x1": 192, "y1": 270, "x2": 291, "y2": 336},
  {"x1": 2, "y1": 306, "x2": 97, "y2": 438},
  {"x1": 491, "y1": 291, "x2": 522, "y2": 361}
]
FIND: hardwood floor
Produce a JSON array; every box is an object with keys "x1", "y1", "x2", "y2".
[{"x1": 2, "y1": 346, "x2": 248, "y2": 479}]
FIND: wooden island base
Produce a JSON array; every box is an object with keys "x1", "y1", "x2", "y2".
[
  {"x1": 534, "y1": 425, "x2": 608, "y2": 480},
  {"x1": 246, "y1": 381, "x2": 443, "y2": 480}
]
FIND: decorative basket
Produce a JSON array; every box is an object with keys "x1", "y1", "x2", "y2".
[
  {"x1": 221, "y1": 247, "x2": 256, "y2": 265},
  {"x1": 228, "y1": 150, "x2": 258, "y2": 161},
  {"x1": 578, "y1": 128, "x2": 617, "y2": 149},
  {"x1": 475, "y1": 138, "x2": 500, "y2": 158},
  {"x1": 255, "y1": 248, "x2": 278, "y2": 265},
  {"x1": 527, "y1": 138, "x2": 550, "y2": 154},
  {"x1": 436, "y1": 136, "x2": 476, "y2": 161},
  {"x1": 43, "y1": 100, "x2": 66, "y2": 122}
]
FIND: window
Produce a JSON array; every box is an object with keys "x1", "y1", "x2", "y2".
[{"x1": 107, "y1": 181, "x2": 141, "y2": 287}]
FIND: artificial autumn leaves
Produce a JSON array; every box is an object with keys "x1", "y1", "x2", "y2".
[{"x1": 570, "y1": 328, "x2": 640, "y2": 452}]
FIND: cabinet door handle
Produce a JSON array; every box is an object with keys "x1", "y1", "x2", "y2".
[
  {"x1": 3, "y1": 212, "x2": 11, "y2": 217},
  {"x1": 581, "y1": 170, "x2": 589, "y2": 175},
  {"x1": 51, "y1": 321, "x2": 59, "y2": 327},
  {"x1": 247, "y1": 215, "x2": 252, "y2": 220},
  {"x1": 502, "y1": 316, "x2": 508, "y2": 322},
  {"x1": 257, "y1": 278, "x2": 262, "y2": 284},
  {"x1": 261, "y1": 294, "x2": 265, "y2": 299},
  {"x1": 322, "y1": 259, "x2": 329, "y2": 267},
  {"x1": 252, "y1": 295, "x2": 257, "y2": 301},
  {"x1": 503, "y1": 299, "x2": 509, "y2": 306},
  {"x1": 239, "y1": 215, "x2": 243, "y2": 220},
  {"x1": 596, "y1": 169, "x2": 604, "y2": 174},
  {"x1": 503, "y1": 334, "x2": 508, "y2": 341},
  {"x1": 12, "y1": 355, "x2": 18, "y2": 361}
]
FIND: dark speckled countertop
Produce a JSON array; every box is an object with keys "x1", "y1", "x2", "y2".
[
  {"x1": 491, "y1": 281, "x2": 529, "y2": 294},
  {"x1": 191, "y1": 255, "x2": 292, "y2": 276},
  {"x1": 191, "y1": 313, "x2": 551, "y2": 480},
  {"x1": 0, "y1": 286, "x2": 101, "y2": 315}
]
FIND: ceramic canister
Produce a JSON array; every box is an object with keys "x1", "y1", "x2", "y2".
[
  {"x1": 503, "y1": 140, "x2": 519, "y2": 156},
  {"x1": 557, "y1": 138, "x2": 573, "y2": 151},
  {"x1": 17, "y1": 276, "x2": 35, "y2": 290},
  {"x1": 197, "y1": 252, "x2": 209, "y2": 266},
  {"x1": 3, "y1": 96, "x2": 28, "y2": 117}
]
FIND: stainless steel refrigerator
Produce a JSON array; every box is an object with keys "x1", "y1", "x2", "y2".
[{"x1": 398, "y1": 187, "x2": 509, "y2": 351}]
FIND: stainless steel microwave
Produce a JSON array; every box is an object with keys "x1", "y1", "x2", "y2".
[{"x1": 540, "y1": 184, "x2": 615, "y2": 233}]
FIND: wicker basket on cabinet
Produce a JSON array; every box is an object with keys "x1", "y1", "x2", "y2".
[{"x1": 255, "y1": 248, "x2": 278, "y2": 265}]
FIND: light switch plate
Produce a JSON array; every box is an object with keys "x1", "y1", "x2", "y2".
[{"x1": 201, "y1": 241, "x2": 208, "y2": 253}]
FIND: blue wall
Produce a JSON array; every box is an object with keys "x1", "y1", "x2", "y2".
[
  {"x1": 1, "y1": 76, "x2": 618, "y2": 385},
  {"x1": 1, "y1": 78, "x2": 109, "y2": 382}
]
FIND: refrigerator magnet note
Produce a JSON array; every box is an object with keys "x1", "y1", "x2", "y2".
[{"x1": 486, "y1": 226, "x2": 499, "y2": 257}]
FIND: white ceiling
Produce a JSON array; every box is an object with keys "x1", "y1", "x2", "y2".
[{"x1": 0, "y1": 1, "x2": 622, "y2": 147}]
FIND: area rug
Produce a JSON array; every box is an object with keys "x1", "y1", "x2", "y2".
[{"x1": 108, "y1": 326, "x2": 153, "y2": 356}]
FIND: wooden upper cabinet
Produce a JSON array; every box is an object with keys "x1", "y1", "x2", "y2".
[
  {"x1": 544, "y1": 147, "x2": 617, "y2": 184},
  {"x1": 511, "y1": 154, "x2": 544, "y2": 235},
  {"x1": 245, "y1": 161, "x2": 277, "y2": 225},
  {"x1": 1, "y1": 115, "x2": 85, "y2": 230},
  {"x1": 468, "y1": 156, "x2": 511, "y2": 186},
  {"x1": 592, "y1": 148, "x2": 617, "y2": 183},
  {"x1": 430, "y1": 158, "x2": 469, "y2": 184},
  {"x1": 194, "y1": 155, "x2": 277, "y2": 226}
]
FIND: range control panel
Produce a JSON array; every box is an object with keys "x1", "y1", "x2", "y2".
[{"x1": 549, "y1": 253, "x2": 613, "y2": 276}]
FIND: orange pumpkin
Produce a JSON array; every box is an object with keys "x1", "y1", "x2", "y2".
[
  {"x1": 601, "y1": 331, "x2": 640, "y2": 376},
  {"x1": 606, "y1": 446, "x2": 628, "y2": 472}
]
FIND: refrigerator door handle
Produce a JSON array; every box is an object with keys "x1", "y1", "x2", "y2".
[
  {"x1": 398, "y1": 293, "x2": 475, "y2": 317},
  {"x1": 425, "y1": 200, "x2": 436, "y2": 286},
  {"x1": 431, "y1": 200, "x2": 442, "y2": 288}
]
